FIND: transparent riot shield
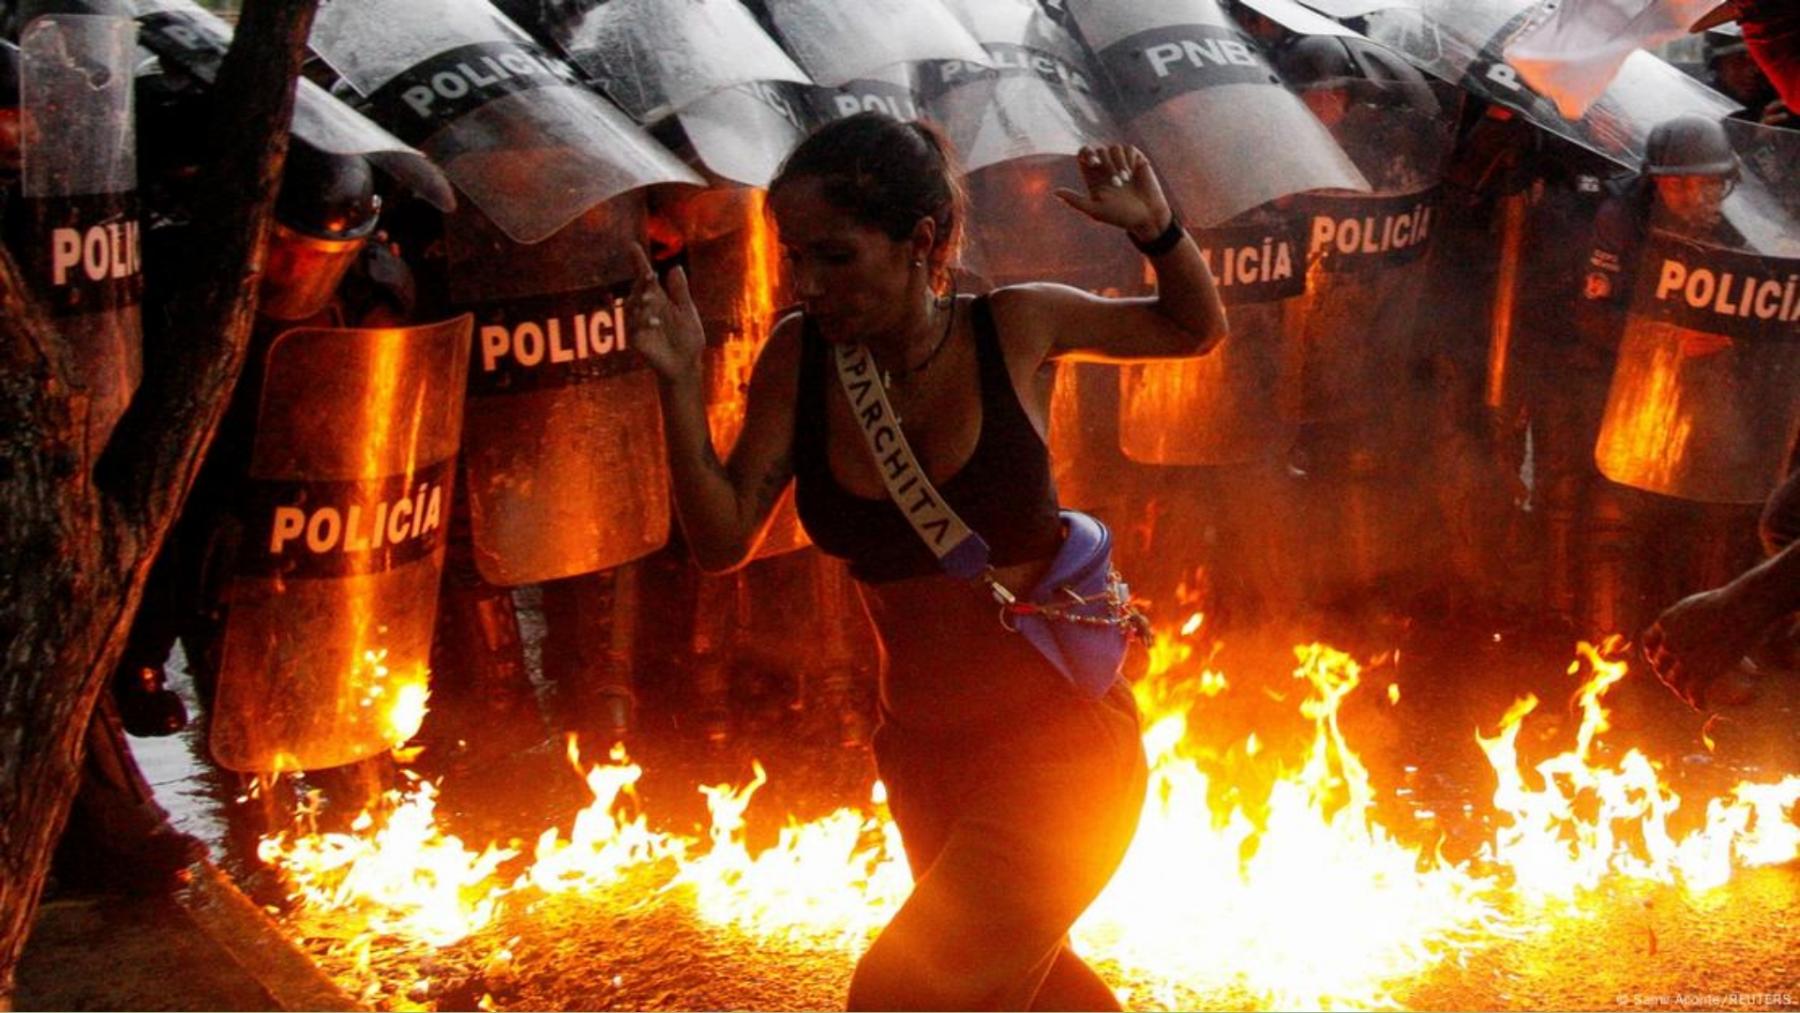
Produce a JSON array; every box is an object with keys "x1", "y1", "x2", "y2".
[
  {"x1": 1282, "y1": 78, "x2": 1456, "y2": 422},
  {"x1": 210, "y1": 316, "x2": 472, "y2": 773},
  {"x1": 310, "y1": 0, "x2": 700, "y2": 243},
  {"x1": 1068, "y1": 0, "x2": 1367, "y2": 227},
  {"x1": 962, "y1": 157, "x2": 1142, "y2": 293},
  {"x1": 547, "y1": 0, "x2": 810, "y2": 187},
  {"x1": 799, "y1": 63, "x2": 924, "y2": 127},
  {"x1": 1594, "y1": 122, "x2": 1800, "y2": 504},
  {"x1": 1120, "y1": 201, "x2": 1309, "y2": 464},
  {"x1": 130, "y1": 0, "x2": 455, "y2": 211},
  {"x1": 671, "y1": 186, "x2": 809, "y2": 559},
  {"x1": 925, "y1": 0, "x2": 1118, "y2": 173},
  {"x1": 448, "y1": 199, "x2": 671, "y2": 586},
  {"x1": 1354, "y1": 0, "x2": 1738, "y2": 168},
  {"x1": 16, "y1": 11, "x2": 140, "y2": 451},
  {"x1": 760, "y1": 0, "x2": 989, "y2": 89}
]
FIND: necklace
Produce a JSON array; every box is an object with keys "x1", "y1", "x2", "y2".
[{"x1": 883, "y1": 292, "x2": 957, "y2": 389}]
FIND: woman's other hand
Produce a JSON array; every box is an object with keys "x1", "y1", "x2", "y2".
[
  {"x1": 627, "y1": 243, "x2": 706, "y2": 384},
  {"x1": 1054, "y1": 144, "x2": 1174, "y2": 242}
]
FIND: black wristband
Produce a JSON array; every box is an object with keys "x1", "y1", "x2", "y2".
[{"x1": 1129, "y1": 214, "x2": 1185, "y2": 257}]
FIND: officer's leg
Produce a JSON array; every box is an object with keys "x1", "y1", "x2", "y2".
[
  {"x1": 421, "y1": 480, "x2": 543, "y2": 760},
  {"x1": 540, "y1": 567, "x2": 636, "y2": 743}
]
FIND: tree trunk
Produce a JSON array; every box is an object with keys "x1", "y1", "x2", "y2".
[{"x1": 0, "y1": 1, "x2": 320, "y2": 1004}]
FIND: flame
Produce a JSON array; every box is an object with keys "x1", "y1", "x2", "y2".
[
  {"x1": 1476, "y1": 639, "x2": 1800, "y2": 902},
  {"x1": 1076, "y1": 643, "x2": 1504, "y2": 1010},
  {"x1": 705, "y1": 189, "x2": 781, "y2": 454},
  {"x1": 256, "y1": 778, "x2": 516, "y2": 949},
  {"x1": 254, "y1": 623, "x2": 1799, "y2": 1010}
]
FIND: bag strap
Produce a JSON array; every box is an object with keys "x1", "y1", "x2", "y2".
[{"x1": 831, "y1": 341, "x2": 994, "y2": 582}]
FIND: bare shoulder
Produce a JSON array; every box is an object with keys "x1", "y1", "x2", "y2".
[
  {"x1": 986, "y1": 283, "x2": 1091, "y2": 361},
  {"x1": 750, "y1": 309, "x2": 807, "y2": 393}
]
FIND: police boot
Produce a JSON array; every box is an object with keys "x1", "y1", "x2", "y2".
[
  {"x1": 541, "y1": 570, "x2": 636, "y2": 746},
  {"x1": 1581, "y1": 483, "x2": 1632, "y2": 640},
  {"x1": 687, "y1": 574, "x2": 740, "y2": 745},
  {"x1": 425, "y1": 581, "x2": 545, "y2": 762},
  {"x1": 1543, "y1": 471, "x2": 1584, "y2": 625}
]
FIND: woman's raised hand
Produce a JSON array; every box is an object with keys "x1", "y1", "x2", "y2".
[
  {"x1": 1054, "y1": 143, "x2": 1174, "y2": 240},
  {"x1": 628, "y1": 243, "x2": 706, "y2": 384}
]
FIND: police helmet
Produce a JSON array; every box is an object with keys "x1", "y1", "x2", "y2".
[
  {"x1": 1275, "y1": 34, "x2": 1426, "y2": 91},
  {"x1": 275, "y1": 142, "x2": 381, "y2": 241},
  {"x1": 1644, "y1": 115, "x2": 1738, "y2": 178}
]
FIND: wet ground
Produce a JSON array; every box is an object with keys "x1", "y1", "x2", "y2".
[{"x1": 83, "y1": 598, "x2": 1800, "y2": 1011}]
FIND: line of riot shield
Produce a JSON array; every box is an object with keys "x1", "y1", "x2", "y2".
[
  {"x1": 309, "y1": 0, "x2": 700, "y2": 244},
  {"x1": 925, "y1": 0, "x2": 1118, "y2": 173},
  {"x1": 1594, "y1": 120, "x2": 1800, "y2": 505},
  {"x1": 1351, "y1": 0, "x2": 1739, "y2": 168},
  {"x1": 130, "y1": 0, "x2": 455, "y2": 212},
  {"x1": 448, "y1": 198, "x2": 672, "y2": 586},
  {"x1": 1280, "y1": 74, "x2": 1456, "y2": 423},
  {"x1": 14, "y1": 9, "x2": 141, "y2": 451},
  {"x1": 797, "y1": 63, "x2": 924, "y2": 127},
  {"x1": 1120, "y1": 200, "x2": 1309, "y2": 464},
  {"x1": 757, "y1": 0, "x2": 990, "y2": 89},
  {"x1": 1067, "y1": 0, "x2": 1367, "y2": 227},
  {"x1": 209, "y1": 315, "x2": 472, "y2": 773},
  {"x1": 546, "y1": 0, "x2": 811, "y2": 187},
  {"x1": 661, "y1": 185, "x2": 809, "y2": 559},
  {"x1": 748, "y1": 1, "x2": 984, "y2": 134},
  {"x1": 922, "y1": 0, "x2": 1138, "y2": 292}
]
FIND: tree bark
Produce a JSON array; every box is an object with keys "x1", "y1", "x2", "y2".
[{"x1": 0, "y1": 1, "x2": 319, "y2": 1004}]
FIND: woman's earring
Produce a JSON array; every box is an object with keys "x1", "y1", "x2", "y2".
[{"x1": 913, "y1": 258, "x2": 924, "y2": 267}]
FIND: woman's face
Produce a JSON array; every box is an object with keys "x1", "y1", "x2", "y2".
[{"x1": 769, "y1": 175, "x2": 923, "y2": 346}]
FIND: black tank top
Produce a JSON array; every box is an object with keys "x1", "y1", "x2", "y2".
[{"x1": 794, "y1": 295, "x2": 1063, "y2": 584}]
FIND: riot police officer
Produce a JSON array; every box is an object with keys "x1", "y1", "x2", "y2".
[
  {"x1": 113, "y1": 142, "x2": 406, "y2": 741},
  {"x1": 1570, "y1": 115, "x2": 1760, "y2": 638}
]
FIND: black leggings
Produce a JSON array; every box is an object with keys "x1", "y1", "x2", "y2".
[{"x1": 850, "y1": 680, "x2": 1147, "y2": 1011}]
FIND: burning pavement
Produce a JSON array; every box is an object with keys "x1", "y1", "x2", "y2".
[{"x1": 170, "y1": 616, "x2": 1799, "y2": 1012}]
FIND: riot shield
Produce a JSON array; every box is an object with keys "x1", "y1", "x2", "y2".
[
  {"x1": 671, "y1": 186, "x2": 809, "y2": 558},
  {"x1": 1594, "y1": 121, "x2": 1800, "y2": 504},
  {"x1": 210, "y1": 316, "x2": 472, "y2": 773},
  {"x1": 310, "y1": 0, "x2": 700, "y2": 244},
  {"x1": 547, "y1": 0, "x2": 809, "y2": 187},
  {"x1": 130, "y1": 0, "x2": 455, "y2": 211},
  {"x1": 1282, "y1": 77, "x2": 1455, "y2": 422},
  {"x1": 1120, "y1": 201, "x2": 1308, "y2": 464},
  {"x1": 799, "y1": 63, "x2": 924, "y2": 126},
  {"x1": 924, "y1": 0, "x2": 1118, "y2": 173},
  {"x1": 962, "y1": 157, "x2": 1143, "y2": 293},
  {"x1": 760, "y1": 0, "x2": 989, "y2": 89},
  {"x1": 1354, "y1": 0, "x2": 1738, "y2": 168},
  {"x1": 1067, "y1": 0, "x2": 1367, "y2": 227},
  {"x1": 448, "y1": 199, "x2": 672, "y2": 586},
  {"x1": 17, "y1": 10, "x2": 141, "y2": 450}
]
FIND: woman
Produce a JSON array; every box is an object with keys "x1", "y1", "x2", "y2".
[{"x1": 629, "y1": 113, "x2": 1226, "y2": 1011}]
